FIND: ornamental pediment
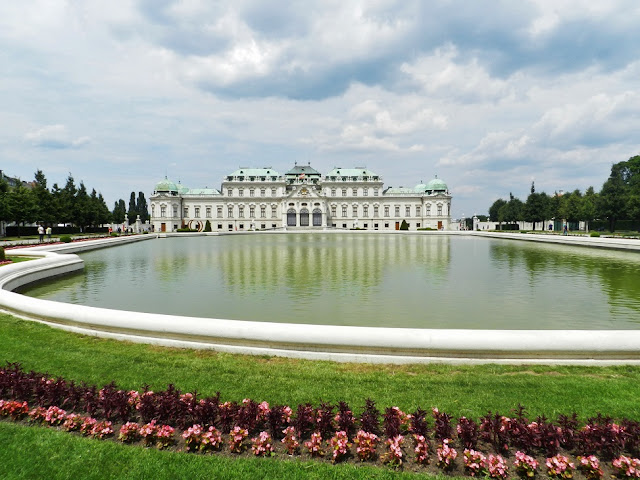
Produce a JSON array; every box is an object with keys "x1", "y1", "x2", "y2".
[{"x1": 287, "y1": 185, "x2": 321, "y2": 199}]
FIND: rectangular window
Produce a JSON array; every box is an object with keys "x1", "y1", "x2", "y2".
[
  {"x1": 385, "y1": 223, "x2": 389, "y2": 228},
  {"x1": 260, "y1": 206, "x2": 266, "y2": 218},
  {"x1": 217, "y1": 224, "x2": 222, "y2": 230},
  {"x1": 260, "y1": 188, "x2": 265, "y2": 197},
  {"x1": 195, "y1": 207, "x2": 200, "y2": 218},
  {"x1": 363, "y1": 188, "x2": 368, "y2": 196},
  {"x1": 173, "y1": 205, "x2": 178, "y2": 217},
  {"x1": 217, "y1": 207, "x2": 223, "y2": 218},
  {"x1": 374, "y1": 189, "x2": 379, "y2": 196},
  {"x1": 271, "y1": 205, "x2": 277, "y2": 218},
  {"x1": 405, "y1": 206, "x2": 410, "y2": 217},
  {"x1": 342, "y1": 188, "x2": 347, "y2": 197},
  {"x1": 395, "y1": 206, "x2": 400, "y2": 217},
  {"x1": 416, "y1": 206, "x2": 421, "y2": 216},
  {"x1": 426, "y1": 205, "x2": 431, "y2": 216},
  {"x1": 331, "y1": 206, "x2": 337, "y2": 217},
  {"x1": 271, "y1": 188, "x2": 276, "y2": 196},
  {"x1": 227, "y1": 189, "x2": 232, "y2": 196},
  {"x1": 374, "y1": 223, "x2": 378, "y2": 229},
  {"x1": 384, "y1": 206, "x2": 389, "y2": 217},
  {"x1": 183, "y1": 207, "x2": 189, "y2": 217},
  {"x1": 342, "y1": 206, "x2": 347, "y2": 217},
  {"x1": 417, "y1": 223, "x2": 421, "y2": 228},
  {"x1": 373, "y1": 205, "x2": 379, "y2": 217},
  {"x1": 364, "y1": 223, "x2": 368, "y2": 228},
  {"x1": 272, "y1": 224, "x2": 276, "y2": 228},
  {"x1": 249, "y1": 206, "x2": 255, "y2": 218},
  {"x1": 238, "y1": 206, "x2": 244, "y2": 218},
  {"x1": 352, "y1": 205, "x2": 358, "y2": 216},
  {"x1": 331, "y1": 188, "x2": 336, "y2": 197},
  {"x1": 227, "y1": 206, "x2": 233, "y2": 218},
  {"x1": 363, "y1": 205, "x2": 368, "y2": 217},
  {"x1": 238, "y1": 189, "x2": 244, "y2": 197},
  {"x1": 250, "y1": 189, "x2": 255, "y2": 197},
  {"x1": 261, "y1": 224, "x2": 265, "y2": 229},
  {"x1": 352, "y1": 188, "x2": 357, "y2": 196},
  {"x1": 160, "y1": 206, "x2": 166, "y2": 218},
  {"x1": 206, "y1": 207, "x2": 211, "y2": 218},
  {"x1": 438, "y1": 205, "x2": 443, "y2": 216}
]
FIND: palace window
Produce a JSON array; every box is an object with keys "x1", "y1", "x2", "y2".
[
  {"x1": 271, "y1": 205, "x2": 277, "y2": 218},
  {"x1": 426, "y1": 204, "x2": 431, "y2": 216},
  {"x1": 374, "y1": 189, "x2": 379, "y2": 196},
  {"x1": 238, "y1": 206, "x2": 244, "y2": 218},
  {"x1": 184, "y1": 207, "x2": 189, "y2": 217},
  {"x1": 342, "y1": 188, "x2": 347, "y2": 197},
  {"x1": 373, "y1": 205, "x2": 379, "y2": 217},
  {"x1": 352, "y1": 188, "x2": 357, "y2": 196},
  {"x1": 249, "y1": 206, "x2": 255, "y2": 218},
  {"x1": 363, "y1": 188, "x2": 368, "y2": 196},
  {"x1": 206, "y1": 207, "x2": 211, "y2": 218},
  {"x1": 217, "y1": 206, "x2": 222, "y2": 218},
  {"x1": 437, "y1": 205, "x2": 443, "y2": 216},
  {"x1": 227, "y1": 189, "x2": 232, "y2": 196},
  {"x1": 218, "y1": 224, "x2": 222, "y2": 230},
  {"x1": 194, "y1": 207, "x2": 200, "y2": 218},
  {"x1": 363, "y1": 205, "x2": 369, "y2": 217},
  {"x1": 160, "y1": 206, "x2": 166, "y2": 218},
  {"x1": 260, "y1": 188, "x2": 265, "y2": 197},
  {"x1": 331, "y1": 188, "x2": 336, "y2": 197},
  {"x1": 405, "y1": 206, "x2": 411, "y2": 217},
  {"x1": 238, "y1": 189, "x2": 244, "y2": 197},
  {"x1": 416, "y1": 206, "x2": 421, "y2": 216},
  {"x1": 352, "y1": 205, "x2": 358, "y2": 216},
  {"x1": 395, "y1": 206, "x2": 400, "y2": 217},
  {"x1": 342, "y1": 206, "x2": 347, "y2": 217},
  {"x1": 250, "y1": 189, "x2": 255, "y2": 197},
  {"x1": 271, "y1": 188, "x2": 277, "y2": 196},
  {"x1": 384, "y1": 206, "x2": 390, "y2": 217},
  {"x1": 173, "y1": 205, "x2": 178, "y2": 217},
  {"x1": 227, "y1": 206, "x2": 233, "y2": 218},
  {"x1": 260, "y1": 206, "x2": 266, "y2": 218},
  {"x1": 331, "y1": 205, "x2": 337, "y2": 216}
]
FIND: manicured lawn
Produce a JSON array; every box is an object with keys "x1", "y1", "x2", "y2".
[{"x1": 1, "y1": 313, "x2": 640, "y2": 478}]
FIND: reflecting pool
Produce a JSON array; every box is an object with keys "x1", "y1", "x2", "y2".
[{"x1": 20, "y1": 234, "x2": 640, "y2": 329}]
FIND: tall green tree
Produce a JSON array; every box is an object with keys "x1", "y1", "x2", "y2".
[
  {"x1": 127, "y1": 192, "x2": 137, "y2": 224},
  {"x1": 598, "y1": 162, "x2": 628, "y2": 232},
  {"x1": 32, "y1": 169, "x2": 54, "y2": 225},
  {"x1": 488, "y1": 198, "x2": 507, "y2": 223},
  {"x1": 560, "y1": 190, "x2": 583, "y2": 226},
  {"x1": 58, "y1": 175, "x2": 77, "y2": 226},
  {"x1": 524, "y1": 191, "x2": 550, "y2": 231},
  {"x1": 112, "y1": 199, "x2": 126, "y2": 224},
  {"x1": 7, "y1": 184, "x2": 37, "y2": 236},
  {"x1": 580, "y1": 186, "x2": 598, "y2": 232},
  {"x1": 136, "y1": 192, "x2": 149, "y2": 223},
  {"x1": 73, "y1": 182, "x2": 91, "y2": 231}
]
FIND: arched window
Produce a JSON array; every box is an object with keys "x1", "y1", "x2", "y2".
[
  {"x1": 312, "y1": 208, "x2": 322, "y2": 226},
  {"x1": 299, "y1": 208, "x2": 309, "y2": 226},
  {"x1": 287, "y1": 208, "x2": 297, "y2": 226}
]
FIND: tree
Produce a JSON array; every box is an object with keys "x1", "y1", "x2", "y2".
[
  {"x1": 524, "y1": 192, "x2": 550, "y2": 231},
  {"x1": 127, "y1": 192, "x2": 137, "y2": 224},
  {"x1": 488, "y1": 199, "x2": 507, "y2": 223},
  {"x1": 560, "y1": 190, "x2": 583, "y2": 227},
  {"x1": 6, "y1": 184, "x2": 37, "y2": 236},
  {"x1": 499, "y1": 196, "x2": 523, "y2": 228},
  {"x1": 136, "y1": 192, "x2": 149, "y2": 223},
  {"x1": 73, "y1": 181, "x2": 90, "y2": 231},
  {"x1": 580, "y1": 186, "x2": 598, "y2": 232},
  {"x1": 32, "y1": 169, "x2": 54, "y2": 225},
  {"x1": 58, "y1": 174, "x2": 77, "y2": 226},
  {"x1": 598, "y1": 163, "x2": 628, "y2": 232},
  {"x1": 112, "y1": 199, "x2": 126, "y2": 224}
]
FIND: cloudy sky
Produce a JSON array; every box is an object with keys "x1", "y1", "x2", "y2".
[{"x1": 2, "y1": 1, "x2": 640, "y2": 217}]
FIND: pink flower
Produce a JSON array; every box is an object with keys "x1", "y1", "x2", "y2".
[
  {"x1": 251, "y1": 431, "x2": 273, "y2": 457},
  {"x1": 354, "y1": 430, "x2": 379, "y2": 462}
]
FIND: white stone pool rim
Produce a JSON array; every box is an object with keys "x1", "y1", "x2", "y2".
[{"x1": 2, "y1": 231, "x2": 640, "y2": 366}]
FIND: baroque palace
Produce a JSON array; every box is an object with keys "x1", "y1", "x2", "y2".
[{"x1": 150, "y1": 164, "x2": 451, "y2": 232}]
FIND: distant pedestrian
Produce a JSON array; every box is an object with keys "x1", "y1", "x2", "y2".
[
  {"x1": 563, "y1": 224, "x2": 568, "y2": 235},
  {"x1": 38, "y1": 225, "x2": 44, "y2": 243},
  {"x1": 45, "y1": 226, "x2": 52, "y2": 241}
]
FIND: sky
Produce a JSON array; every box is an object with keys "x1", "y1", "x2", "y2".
[{"x1": 2, "y1": 1, "x2": 640, "y2": 218}]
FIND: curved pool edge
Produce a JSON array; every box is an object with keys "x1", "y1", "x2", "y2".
[{"x1": 2, "y1": 232, "x2": 640, "y2": 366}]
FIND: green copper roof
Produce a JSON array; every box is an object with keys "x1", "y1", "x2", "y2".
[
  {"x1": 325, "y1": 167, "x2": 379, "y2": 178},
  {"x1": 154, "y1": 177, "x2": 178, "y2": 193},
  {"x1": 426, "y1": 177, "x2": 448, "y2": 191},
  {"x1": 285, "y1": 165, "x2": 321, "y2": 176},
  {"x1": 176, "y1": 182, "x2": 190, "y2": 194},
  {"x1": 186, "y1": 188, "x2": 221, "y2": 195}
]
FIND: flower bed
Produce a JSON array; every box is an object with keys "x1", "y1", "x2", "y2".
[{"x1": 1, "y1": 362, "x2": 640, "y2": 476}]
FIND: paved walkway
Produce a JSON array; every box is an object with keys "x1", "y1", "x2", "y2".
[{"x1": 470, "y1": 231, "x2": 640, "y2": 251}]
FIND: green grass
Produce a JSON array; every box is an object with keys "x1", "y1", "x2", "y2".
[{"x1": 1, "y1": 313, "x2": 640, "y2": 478}]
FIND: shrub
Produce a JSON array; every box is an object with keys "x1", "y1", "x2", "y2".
[
  {"x1": 0, "y1": 247, "x2": 5, "y2": 261},
  {"x1": 383, "y1": 435, "x2": 404, "y2": 467},
  {"x1": 546, "y1": 454, "x2": 575, "y2": 479},
  {"x1": 204, "y1": 220, "x2": 212, "y2": 232},
  {"x1": 60, "y1": 235, "x2": 72, "y2": 243},
  {"x1": 514, "y1": 451, "x2": 539, "y2": 478},
  {"x1": 354, "y1": 430, "x2": 379, "y2": 461},
  {"x1": 436, "y1": 439, "x2": 457, "y2": 470},
  {"x1": 329, "y1": 430, "x2": 351, "y2": 463},
  {"x1": 400, "y1": 220, "x2": 409, "y2": 230},
  {"x1": 590, "y1": 232, "x2": 600, "y2": 237}
]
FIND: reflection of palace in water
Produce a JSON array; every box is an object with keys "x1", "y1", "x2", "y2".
[
  {"x1": 150, "y1": 164, "x2": 452, "y2": 233},
  {"x1": 213, "y1": 234, "x2": 451, "y2": 293}
]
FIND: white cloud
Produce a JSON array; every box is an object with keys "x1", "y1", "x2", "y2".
[{"x1": 24, "y1": 125, "x2": 91, "y2": 149}]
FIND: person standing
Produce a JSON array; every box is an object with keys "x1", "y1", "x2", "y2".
[
  {"x1": 38, "y1": 225, "x2": 45, "y2": 243},
  {"x1": 45, "y1": 226, "x2": 52, "y2": 241}
]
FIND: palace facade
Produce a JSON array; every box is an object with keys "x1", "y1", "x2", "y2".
[{"x1": 150, "y1": 164, "x2": 452, "y2": 232}]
